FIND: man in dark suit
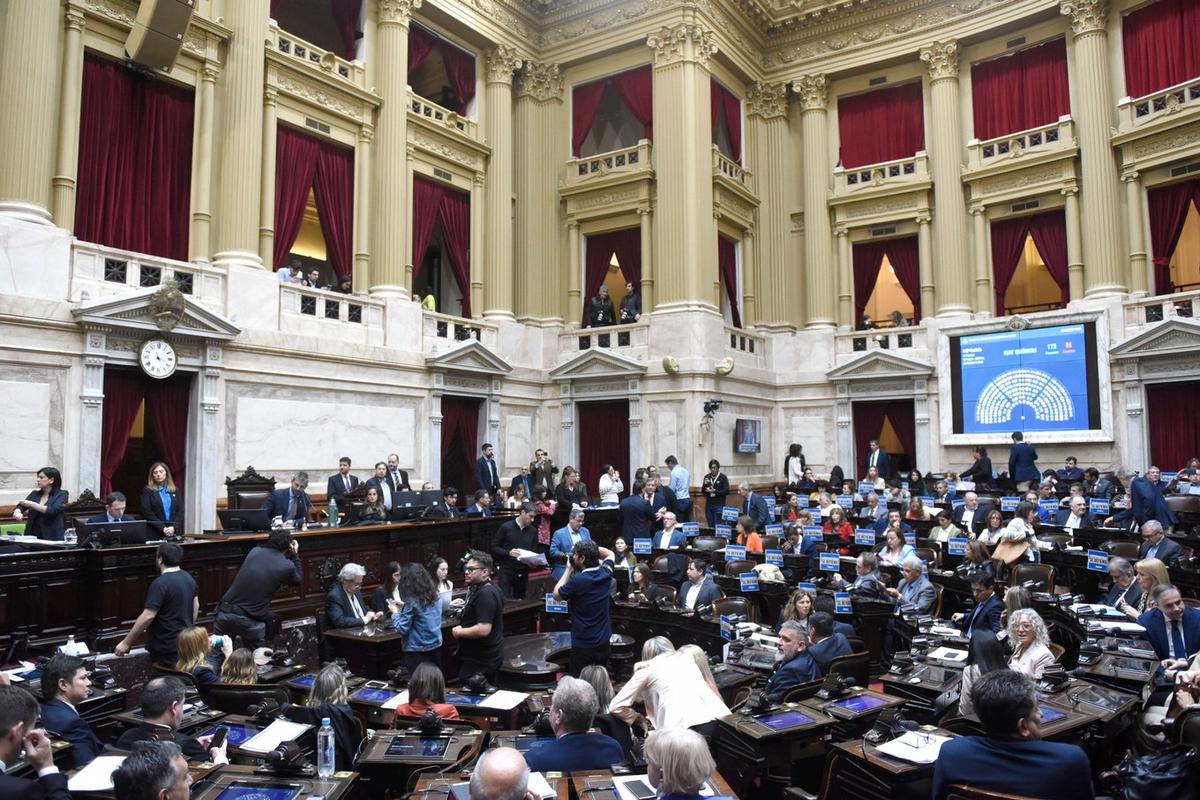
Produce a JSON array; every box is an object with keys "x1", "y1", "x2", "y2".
[
  {"x1": 953, "y1": 492, "x2": 989, "y2": 531},
  {"x1": 509, "y1": 465, "x2": 533, "y2": 500},
  {"x1": 326, "y1": 457, "x2": 358, "y2": 502},
  {"x1": 113, "y1": 677, "x2": 227, "y2": 763},
  {"x1": 1056, "y1": 457, "x2": 1084, "y2": 483},
  {"x1": 86, "y1": 491, "x2": 132, "y2": 524},
  {"x1": 1135, "y1": 520, "x2": 1183, "y2": 567},
  {"x1": 423, "y1": 487, "x2": 460, "y2": 519},
  {"x1": 1137, "y1": 584, "x2": 1200, "y2": 664},
  {"x1": 325, "y1": 563, "x2": 380, "y2": 628},
  {"x1": 873, "y1": 509, "x2": 912, "y2": 537},
  {"x1": 953, "y1": 575, "x2": 1003, "y2": 637},
  {"x1": 1083, "y1": 467, "x2": 1114, "y2": 498},
  {"x1": 490, "y1": 504, "x2": 539, "y2": 599},
  {"x1": 678, "y1": 559, "x2": 722, "y2": 610},
  {"x1": 865, "y1": 439, "x2": 890, "y2": 479},
  {"x1": 1007, "y1": 431, "x2": 1040, "y2": 491},
  {"x1": 619, "y1": 481, "x2": 655, "y2": 540},
  {"x1": 931, "y1": 671, "x2": 1093, "y2": 799},
  {"x1": 1098, "y1": 557, "x2": 1141, "y2": 608},
  {"x1": 806, "y1": 613, "x2": 852, "y2": 672},
  {"x1": 1108, "y1": 467, "x2": 1178, "y2": 530},
  {"x1": 764, "y1": 621, "x2": 821, "y2": 702},
  {"x1": 385, "y1": 454, "x2": 411, "y2": 495},
  {"x1": 0, "y1": 685, "x2": 70, "y2": 800},
  {"x1": 261, "y1": 472, "x2": 311, "y2": 524},
  {"x1": 1055, "y1": 495, "x2": 1094, "y2": 531},
  {"x1": 737, "y1": 482, "x2": 770, "y2": 530},
  {"x1": 523, "y1": 677, "x2": 623, "y2": 773},
  {"x1": 465, "y1": 490, "x2": 493, "y2": 517},
  {"x1": 38, "y1": 654, "x2": 102, "y2": 768},
  {"x1": 476, "y1": 443, "x2": 501, "y2": 496},
  {"x1": 364, "y1": 462, "x2": 394, "y2": 511}
]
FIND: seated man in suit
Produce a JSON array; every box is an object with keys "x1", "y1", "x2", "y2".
[
  {"x1": 1108, "y1": 467, "x2": 1178, "y2": 530},
  {"x1": 678, "y1": 559, "x2": 722, "y2": 611},
  {"x1": 261, "y1": 472, "x2": 311, "y2": 525},
  {"x1": 38, "y1": 654, "x2": 103, "y2": 768},
  {"x1": 952, "y1": 574, "x2": 1003, "y2": 638},
  {"x1": 0, "y1": 685, "x2": 69, "y2": 800},
  {"x1": 325, "y1": 563, "x2": 380, "y2": 629},
  {"x1": 1098, "y1": 557, "x2": 1141, "y2": 608},
  {"x1": 523, "y1": 677, "x2": 623, "y2": 773},
  {"x1": 326, "y1": 457, "x2": 358, "y2": 503},
  {"x1": 932, "y1": 671, "x2": 1093, "y2": 799},
  {"x1": 423, "y1": 487, "x2": 460, "y2": 519},
  {"x1": 1056, "y1": 457, "x2": 1085, "y2": 483},
  {"x1": 858, "y1": 492, "x2": 888, "y2": 525},
  {"x1": 549, "y1": 509, "x2": 591, "y2": 580},
  {"x1": 1055, "y1": 495, "x2": 1093, "y2": 531},
  {"x1": 509, "y1": 465, "x2": 533, "y2": 500},
  {"x1": 618, "y1": 480, "x2": 655, "y2": 541},
  {"x1": 953, "y1": 492, "x2": 988, "y2": 532},
  {"x1": 764, "y1": 621, "x2": 821, "y2": 701},
  {"x1": 653, "y1": 512, "x2": 688, "y2": 584},
  {"x1": 737, "y1": 482, "x2": 770, "y2": 531},
  {"x1": 1083, "y1": 467, "x2": 1114, "y2": 499},
  {"x1": 1138, "y1": 584, "x2": 1200, "y2": 667},
  {"x1": 114, "y1": 677, "x2": 228, "y2": 763},
  {"x1": 812, "y1": 596, "x2": 858, "y2": 638},
  {"x1": 830, "y1": 552, "x2": 888, "y2": 600},
  {"x1": 805, "y1": 612, "x2": 852, "y2": 673},
  {"x1": 873, "y1": 509, "x2": 912, "y2": 537},
  {"x1": 886, "y1": 556, "x2": 937, "y2": 616},
  {"x1": 86, "y1": 491, "x2": 133, "y2": 524},
  {"x1": 465, "y1": 490, "x2": 492, "y2": 517},
  {"x1": 1136, "y1": 520, "x2": 1184, "y2": 567}
]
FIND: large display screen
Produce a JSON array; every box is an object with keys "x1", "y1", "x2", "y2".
[{"x1": 951, "y1": 323, "x2": 1100, "y2": 435}]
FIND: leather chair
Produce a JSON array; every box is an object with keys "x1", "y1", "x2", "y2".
[
  {"x1": 1036, "y1": 533, "x2": 1072, "y2": 551},
  {"x1": 1169, "y1": 704, "x2": 1200, "y2": 746},
  {"x1": 713, "y1": 596, "x2": 751, "y2": 621},
  {"x1": 761, "y1": 535, "x2": 781, "y2": 551},
  {"x1": 931, "y1": 583, "x2": 944, "y2": 618},
  {"x1": 916, "y1": 547, "x2": 940, "y2": 567},
  {"x1": 1048, "y1": 642, "x2": 1066, "y2": 662},
  {"x1": 206, "y1": 684, "x2": 289, "y2": 716},
  {"x1": 653, "y1": 555, "x2": 671, "y2": 573},
  {"x1": 224, "y1": 466, "x2": 277, "y2": 510},
  {"x1": 845, "y1": 635, "x2": 867, "y2": 654},
  {"x1": 1010, "y1": 563, "x2": 1056, "y2": 592},
  {"x1": 62, "y1": 490, "x2": 107, "y2": 534},
  {"x1": 724, "y1": 559, "x2": 757, "y2": 576},
  {"x1": 691, "y1": 536, "x2": 723, "y2": 554},
  {"x1": 654, "y1": 584, "x2": 677, "y2": 604},
  {"x1": 826, "y1": 651, "x2": 869, "y2": 689},
  {"x1": 1103, "y1": 540, "x2": 1140, "y2": 559},
  {"x1": 150, "y1": 663, "x2": 199, "y2": 692},
  {"x1": 781, "y1": 679, "x2": 823, "y2": 703}
]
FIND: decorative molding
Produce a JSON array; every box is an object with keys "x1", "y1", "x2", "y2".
[
  {"x1": 793, "y1": 75, "x2": 827, "y2": 111},
  {"x1": 843, "y1": 195, "x2": 919, "y2": 219},
  {"x1": 919, "y1": 40, "x2": 959, "y2": 81},
  {"x1": 81, "y1": 0, "x2": 135, "y2": 28},
  {"x1": 275, "y1": 73, "x2": 360, "y2": 119},
  {"x1": 516, "y1": 61, "x2": 564, "y2": 102},
  {"x1": 1124, "y1": 124, "x2": 1200, "y2": 162},
  {"x1": 485, "y1": 45, "x2": 525, "y2": 84},
  {"x1": 411, "y1": 132, "x2": 479, "y2": 169},
  {"x1": 202, "y1": 63, "x2": 223, "y2": 84},
  {"x1": 65, "y1": 9, "x2": 87, "y2": 32},
  {"x1": 646, "y1": 24, "x2": 718, "y2": 68},
  {"x1": 974, "y1": 162, "x2": 1063, "y2": 195},
  {"x1": 747, "y1": 82, "x2": 788, "y2": 120},
  {"x1": 1059, "y1": 0, "x2": 1107, "y2": 36},
  {"x1": 378, "y1": 0, "x2": 424, "y2": 26},
  {"x1": 573, "y1": 187, "x2": 640, "y2": 209}
]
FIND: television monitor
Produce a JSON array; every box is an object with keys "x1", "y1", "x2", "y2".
[
  {"x1": 78, "y1": 520, "x2": 151, "y2": 547},
  {"x1": 385, "y1": 737, "x2": 450, "y2": 758},
  {"x1": 216, "y1": 509, "x2": 274, "y2": 533},
  {"x1": 351, "y1": 686, "x2": 399, "y2": 704},
  {"x1": 830, "y1": 694, "x2": 889, "y2": 714},
  {"x1": 756, "y1": 710, "x2": 815, "y2": 731},
  {"x1": 950, "y1": 322, "x2": 1101, "y2": 435},
  {"x1": 215, "y1": 783, "x2": 302, "y2": 800}
]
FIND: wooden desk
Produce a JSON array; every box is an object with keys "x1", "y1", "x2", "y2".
[
  {"x1": 819, "y1": 732, "x2": 952, "y2": 800},
  {"x1": 412, "y1": 772, "x2": 571, "y2": 799},
  {"x1": 572, "y1": 769, "x2": 741, "y2": 800},
  {"x1": 190, "y1": 763, "x2": 357, "y2": 800},
  {"x1": 108, "y1": 705, "x2": 226, "y2": 735}
]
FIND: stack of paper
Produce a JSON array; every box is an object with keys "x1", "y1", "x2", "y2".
[
  {"x1": 67, "y1": 755, "x2": 127, "y2": 791},
  {"x1": 875, "y1": 731, "x2": 952, "y2": 764},
  {"x1": 239, "y1": 719, "x2": 311, "y2": 754}
]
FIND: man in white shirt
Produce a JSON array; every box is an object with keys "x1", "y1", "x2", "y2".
[
  {"x1": 386, "y1": 453, "x2": 410, "y2": 493},
  {"x1": 1058, "y1": 495, "x2": 1091, "y2": 531},
  {"x1": 665, "y1": 456, "x2": 692, "y2": 522},
  {"x1": 679, "y1": 559, "x2": 721, "y2": 610},
  {"x1": 655, "y1": 512, "x2": 684, "y2": 551}
]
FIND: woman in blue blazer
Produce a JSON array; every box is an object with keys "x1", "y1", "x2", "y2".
[
  {"x1": 14, "y1": 466, "x2": 69, "y2": 540},
  {"x1": 141, "y1": 461, "x2": 183, "y2": 536}
]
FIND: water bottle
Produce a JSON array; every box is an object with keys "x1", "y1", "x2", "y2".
[
  {"x1": 317, "y1": 717, "x2": 335, "y2": 777},
  {"x1": 328, "y1": 497, "x2": 338, "y2": 529}
]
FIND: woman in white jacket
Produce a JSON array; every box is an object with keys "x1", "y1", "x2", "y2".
[
  {"x1": 597, "y1": 464, "x2": 624, "y2": 506},
  {"x1": 1006, "y1": 608, "x2": 1055, "y2": 678}
]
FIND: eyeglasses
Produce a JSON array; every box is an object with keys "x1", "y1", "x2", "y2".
[
  {"x1": 465, "y1": 565, "x2": 486, "y2": 573},
  {"x1": 1014, "y1": 623, "x2": 1034, "y2": 630}
]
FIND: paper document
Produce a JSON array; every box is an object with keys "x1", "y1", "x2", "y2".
[
  {"x1": 239, "y1": 718, "x2": 312, "y2": 753},
  {"x1": 515, "y1": 549, "x2": 548, "y2": 567},
  {"x1": 1070, "y1": 603, "x2": 1126, "y2": 618},
  {"x1": 928, "y1": 625, "x2": 961, "y2": 638},
  {"x1": 67, "y1": 755, "x2": 126, "y2": 791},
  {"x1": 1085, "y1": 619, "x2": 1146, "y2": 634},
  {"x1": 381, "y1": 690, "x2": 409, "y2": 710},
  {"x1": 527, "y1": 772, "x2": 556, "y2": 799},
  {"x1": 927, "y1": 646, "x2": 968, "y2": 662},
  {"x1": 478, "y1": 689, "x2": 527, "y2": 710},
  {"x1": 875, "y1": 731, "x2": 952, "y2": 764}
]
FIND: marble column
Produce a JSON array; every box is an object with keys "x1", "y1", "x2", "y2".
[
  {"x1": 482, "y1": 46, "x2": 524, "y2": 320},
  {"x1": 919, "y1": 41, "x2": 972, "y2": 316},
  {"x1": 514, "y1": 61, "x2": 564, "y2": 321},
  {"x1": 353, "y1": 125, "x2": 374, "y2": 292},
  {"x1": 567, "y1": 222, "x2": 581, "y2": 322},
  {"x1": 1060, "y1": 0, "x2": 1126, "y2": 295},
  {"x1": 258, "y1": 86, "x2": 279, "y2": 269},
  {"x1": 1063, "y1": 186, "x2": 1086, "y2": 299},
  {"x1": 747, "y1": 81, "x2": 792, "y2": 327},
  {"x1": 213, "y1": 0, "x2": 269, "y2": 270},
  {"x1": 0, "y1": 0, "x2": 60, "y2": 222},
  {"x1": 795, "y1": 74, "x2": 835, "y2": 329},
  {"x1": 835, "y1": 227, "x2": 852, "y2": 329},
  {"x1": 52, "y1": 8, "x2": 87, "y2": 230},
  {"x1": 917, "y1": 214, "x2": 935, "y2": 318},
  {"x1": 741, "y1": 230, "x2": 756, "y2": 324},
  {"x1": 647, "y1": 24, "x2": 718, "y2": 311},
  {"x1": 1122, "y1": 172, "x2": 1149, "y2": 294},
  {"x1": 639, "y1": 207, "x2": 654, "y2": 311},
  {"x1": 371, "y1": 0, "x2": 422, "y2": 297},
  {"x1": 189, "y1": 64, "x2": 220, "y2": 264},
  {"x1": 470, "y1": 174, "x2": 485, "y2": 316},
  {"x1": 971, "y1": 205, "x2": 992, "y2": 315}
]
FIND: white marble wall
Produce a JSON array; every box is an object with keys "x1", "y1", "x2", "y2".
[{"x1": 0, "y1": 381, "x2": 52, "y2": 473}]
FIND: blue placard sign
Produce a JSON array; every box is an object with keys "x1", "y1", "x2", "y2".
[
  {"x1": 739, "y1": 572, "x2": 759, "y2": 592},
  {"x1": 837, "y1": 495, "x2": 854, "y2": 509},
  {"x1": 715, "y1": 524, "x2": 732, "y2": 539},
  {"x1": 1162, "y1": 471, "x2": 1179, "y2": 484},
  {"x1": 802, "y1": 525, "x2": 823, "y2": 536},
  {"x1": 1039, "y1": 499, "x2": 1060, "y2": 514},
  {"x1": 819, "y1": 552, "x2": 840, "y2": 572},
  {"x1": 854, "y1": 529, "x2": 876, "y2": 546},
  {"x1": 921, "y1": 496, "x2": 936, "y2": 506},
  {"x1": 904, "y1": 533, "x2": 917, "y2": 546},
  {"x1": 952, "y1": 499, "x2": 966, "y2": 509},
  {"x1": 765, "y1": 524, "x2": 784, "y2": 537},
  {"x1": 901, "y1": 482, "x2": 910, "y2": 491},
  {"x1": 765, "y1": 549, "x2": 784, "y2": 566},
  {"x1": 799, "y1": 582, "x2": 818, "y2": 593},
  {"x1": 1087, "y1": 550, "x2": 1109, "y2": 572},
  {"x1": 719, "y1": 615, "x2": 733, "y2": 641},
  {"x1": 948, "y1": 537, "x2": 968, "y2": 556},
  {"x1": 834, "y1": 592, "x2": 853, "y2": 614},
  {"x1": 725, "y1": 544, "x2": 747, "y2": 561},
  {"x1": 721, "y1": 506, "x2": 740, "y2": 522},
  {"x1": 858, "y1": 481, "x2": 876, "y2": 495},
  {"x1": 545, "y1": 593, "x2": 568, "y2": 614},
  {"x1": 1000, "y1": 496, "x2": 1020, "y2": 512},
  {"x1": 1089, "y1": 498, "x2": 1110, "y2": 516},
  {"x1": 681, "y1": 522, "x2": 700, "y2": 535},
  {"x1": 633, "y1": 538, "x2": 652, "y2": 555}
]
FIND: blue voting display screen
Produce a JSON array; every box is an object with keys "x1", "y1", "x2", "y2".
[{"x1": 952, "y1": 323, "x2": 1100, "y2": 434}]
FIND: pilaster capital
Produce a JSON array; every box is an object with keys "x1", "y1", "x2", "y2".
[
  {"x1": 485, "y1": 45, "x2": 524, "y2": 85},
  {"x1": 646, "y1": 24, "x2": 718, "y2": 69},
  {"x1": 202, "y1": 63, "x2": 222, "y2": 84},
  {"x1": 359, "y1": 124, "x2": 375, "y2": 144},
  {"x1": 378, "y1": 0, "x2": 423, "y2": 26},
  {"x1": 792, "y1": 75, "x2": 827, "y2": 111},
  {"x1": 747, "y1": 81, "x2": 789, "y2": 120},
  {"x1": 264, "y1": 85, "x2": 279, "y2": 105},
  {"x1": 406, "y1": 144, "x2": 416, "y2": 157},
  {"x1": 637, "y1": 206, "x2": 652, "y2": 217},
  {"x1": 834, "y1": 226, "x2": 848, "y2": 238},
  {"x1": 1120, "y1": 170, "x2": 1140, "y2": 184},
  {"x1": 1061, "y1": 184, "x2": 1080, "y2": 196},
  {"x1": 516, "y1": 61, "x2": 563, "y2": 102},
  {"x1": 919, "y1": 40, "x2": 959, "y2": 81},
  {"x1": 473, "y1": 174, "x2": 485, "y2": 188},
  {"x1": 1059, "y1": 0, "x2": 1108, "y2": 36},
  {"x1": 969, "y1": 204, "x2": 986, "y2": 216},
  {"x1": 64, "y1": 8, "x2": 87, "y2": 32},
  {"x1": 915, "y1": 213, "x2": 932, "y2": 225},
  {"x1": 568, "y1": 220, "x2": 580, "y2": 231}
]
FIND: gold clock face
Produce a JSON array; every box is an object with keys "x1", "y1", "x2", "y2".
[{"x1": 139, "y1": 338, "x2": 177, "y2": 379}]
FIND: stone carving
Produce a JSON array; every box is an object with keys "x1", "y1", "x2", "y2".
[
  {"x1": 517, "y1": 61, "x2": 564, "y2": 102},
  {"x1": 149, "y1": 280, "x2": 187, "y2": 331},
  {"x1": 646, "y1": 24, "x2": 718, "y2": 68},
  {"x1": 276, "y1": 73, "x2": 360, "y2": 119},
  {"x1": 1127, "y1": 125, "x2": 1200, "y2": 162},
  {"x1": 920, "y1": 40, "x2": 959, "y2": 80},
  {"x1": 485, "y1": 45, "x2": 525, "y2": 84},
  {"x1": 541, "y1": 0, "x2": 678, "y2": 47},
  {"x1": 411, "y1": 133, "x2": 479, "y2": 169},
  {"x1": 793, "y1": 75, "x2": 827, "y2": 111},
  {"x1": 65, "y1": 9, "x2": 87, "y2": 32},
  {"x1": 573, "y1": 188, "x2": 639, "y2": 209},
  {"x1": 747, "y1": 82, "x2": 788, "y2": 119},
  {"x1": 81, "y1": 0, "x2": 135, "y2": 28},
  {"x1": 975, "y1": 163, "x2": 1063, "y2": 195},
  {"x1": 378, "y1": 0, "x2": 424, "y2": 25},
  {"x1": 1006, "y1": 314, "x2": 1031, "y2": 331},
  {"x1": 844, "y1": 195, "x2": 919, "y2": 219},
  {"x1": 1059, "y1": 0, "x2": 1107, "y2": 35}
]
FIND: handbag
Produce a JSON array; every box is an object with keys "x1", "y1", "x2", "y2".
[{"x1": 1114, "y1": 744, "x2": 1197, "y2": 800}]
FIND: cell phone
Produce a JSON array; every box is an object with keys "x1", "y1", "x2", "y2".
[{"x1": 209, "y1": 726, "x2": 228, "y2": 749}]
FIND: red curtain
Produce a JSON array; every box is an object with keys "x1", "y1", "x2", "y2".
[
  {"x1": 854, "y1": 400, "x2": 916, "y2": 477},
  {"x1": 313, "y1": 141, "x2": 355, "y2": 278},
  {"x1": 571, "y1": 81, "x2": 609, "y2": 157},
  {"x1": 1147, "y1": 383, "x2": 1200, "y2": 471},
  {"x1": 718, "y1": 235, "x2": 741, "y2": 328},
  {"x1": 971, "y1": 38, "x2": 1069, "y2": 140},
  {"x1": 75, "y1": 55, "x2": 194, "y2": 262},
  {"x1": 330, "y1": 0, "x2": 360, "y2": 60},
  {"x1": 583, "y1": 228, "x2": 640, "y2": 324},
  {"x1": 408, "y1": 23, "x2": 437, "y2": 72},
  {"x1": 100, "y1": 371, "x2": 146, "y2": 498},
  {"x1": 440, "y1": 41, "x2": 477, "y2": 115},
  {"x1": 1027, "y1": 211, "x2": 1070, "y2": 307},
  {"x1": 991, "y1": 212, "x2": 1071, "y2": 313},
  {"x1": 272, "y1": 127, "x2": 320, "y2": 269},
  {"x1": 837, "y1": 82, "x2": 924, "y2": 169},
  {"x1": 144, "y1": 374, "x2": 192, "y2": 498},
  {"x1": 578, "y1": 401, "x2": 630, "y2": 500},
  {"x1": 710, "y1": 80, "x2": 743, "y2": 164},
  {"x1": 440, "y1": 397, "x2": 480, "y2": 495},
  {"x1": 613, "y1": 66, "x2": 653, "y2": 143},
  {"x1": 853, "y1": 241, "x2": 887, "y2": 327},
  {"x1": 438, "y1": 187, "x2": 472, "y2": 318},
  {"x1": 884, "y1": 237, "x2": 921, "y2": 324},
  {"x1": 990, "y1": 215, "x2": 1033, "y2": 315},
  {"x1": 411, "y1": 176, "x2": 446, "y2": 290},
  {"x1": 1122, "y1": 0, "x2": 1200, "y2": 98},
  {"x1": 1147, "y1": 180, "x2": 1200, "y2": 294},
  {"x1": 273, "y1": 127, "x2": 354, "y2": 277},
  {"x1": 571, "y1": 66, "x2": 653, "y2": 157}
]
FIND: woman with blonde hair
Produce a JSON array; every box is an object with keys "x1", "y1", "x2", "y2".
[
  {"x1": 176, "y1": 626, "x2": 230, "y2": 688},
  {"x1": 219, "y1": 648, "x2": 258, "y2": 685},
  {"x1": 1006, "y1": 609, "x2": 1055, "y2": 678},
  {"x1": 611, "y1": 647, "x2": 730, "y2": 741},
  {"x1": 644, "y1": 728, "x2": 716, "y2": 800},
  {"x1": 142, "y1": 461, "x2": 182, "y2": 536},
  {"x1": 282, "y1": 664, "x2": 358, "y2": 768},
  {"x1": 639, "y1": 635, "x2": 675, "y2": 664},
  {"x1": 1119, "y1": 558, "x2": 1170, "y2": 619}
]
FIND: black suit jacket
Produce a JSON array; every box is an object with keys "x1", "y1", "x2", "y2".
[
  {"x1": 619, "y1": 495, "x2": 654, "y2": 539},
  {"x1": 960, "y1": 593, "x2": 1003, "y2": 637},
  {"x1": 865, "y1": 448, "x2": 890, "y2": 479},
  {"x1": 261, "y1": 488, "x2": 311, "y2": 522},
  {"x1": 141, "y1": 486, "x2": 183, "y2": 534},
  {"x1": 326, "y1": 583, "x2": 371, "y2": 628},
  {"x1": 326, "y1": 473, "x2": 359, "y2": 501},
  {"x1": 114, "y1": 722, "x2": 207, "y2": 761},
  {"x1": 1055, "y1": 508, "x2": 1094, "y2": 529},
  {"x1": 1139, "y1": 536, "x2": 1184, "y2": 568},
  {"x1": 0, "y1": 771, "x2": 70, "y2": 800},
  {"x1": 1099, "y1": 580, "x2": 1142, "y2": 608},
  {"x1": 84, "y1": 513, "x2": 132, "y2": 524},
  {"x1": 476, "y1": 457, "x2": 500, "y2": 494},
  {"x1": 960, "y1": 457, "x2": 993, "y2": 485},
  {"x1": 386, "y1": 470, "x2": 410, "y2": 494}
]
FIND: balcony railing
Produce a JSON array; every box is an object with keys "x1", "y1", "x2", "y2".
[
  {"x1": 966, "y1": 116, "x2": 1075, "y2": 171},
  {"x1": 559, "y1": 321, "x2": 648, "y2": 359},
  {"x1": 712, "y1": 148, "x2": 750, "y2": 186},
  {"x1": 1123, "y1": 288, "x2": 1200, "y2": 328},
  {"x1": 70, "y1": 241, "x2": 224, "y2": 311},
  {"x1": 833, "y1": 151, "x2": 929, "y2": 194},
  {"x1": 726, "y1": 327, "x2": 766, "y2": 365},
  {"x1": 280, "y1": 283, "x2": 384, "y2": 341},
  {"x1": 563, "y1": 140, "x2": 653, "y2": 188},
  {"x1": 408, "y1": 90, "x2": 479, "y2": 140},
  {"x1": 835, "y1": 325, "x2": 928, "y2": 357},
  {"x1": 422, "y1": 310, "x2": 498, "y2": 356},
  {"x1": 1118, "y1": 77, "x2": 1200, "y2": 132},
  {"x1": 269, "y1": 23, "x2": 365, "y2": 88}
]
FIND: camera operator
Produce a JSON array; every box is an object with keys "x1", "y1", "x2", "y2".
[
  {"x1": 215, "y1": 529, "x2": 301, "y2": 649},
  {"x1": 451, "y1": 551, "x2": 505, "y2": 686}
]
